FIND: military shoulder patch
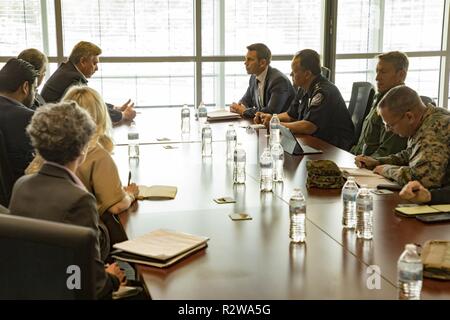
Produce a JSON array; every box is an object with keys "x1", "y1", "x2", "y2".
[{"x1": 310, "y1": 93, "x2": 324, "y2": 106}]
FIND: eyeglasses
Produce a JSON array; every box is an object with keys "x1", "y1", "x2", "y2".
[{"x1": 384, "y1": 113, "x2": 405, "y2": 131}]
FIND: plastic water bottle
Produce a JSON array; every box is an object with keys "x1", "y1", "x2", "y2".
[
  {"x1": 289, "y1": 188, "x2": 306, "y2": 243},
  {"x1": 226, "y1": 124, "x2": 237, "y2": 161},
  {"x1": 356, "y1": 186, "x2": 373, "y2": 239},
  {"x1": 201, "y1": 123, "x2": 212, "y2": 157},
  {"x1": 397, "y1": 244, "x2": 423, "y2": 300},
  {"x1": 271, "y1": 143, "x2": 284, "y2": 182},
  {"x1": 198, "y1": 101, "x2": 207, "y2": 130},
  {"x1": 342, "y1": 176, "x2": 359, "y2": 229},
  {"x1": 259, "y1": 147, "x2": 273, "y2": 192},
  {"x1": 127, "y1": 121, "x2": 139, "y2": 159},
  {"x1": 181, "y1": 104, "x2": 190, "y2": 133},
  {"x1": 233, "y1": 143, "x2": 246, "y2": 184},
  {"x1": 269, "y1": 114, "x2": 281, "y2": 146}
]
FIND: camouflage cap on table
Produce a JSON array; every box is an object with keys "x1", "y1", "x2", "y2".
[{"x1": 306, "y1": 160, "x2": 344, "y2": 189}]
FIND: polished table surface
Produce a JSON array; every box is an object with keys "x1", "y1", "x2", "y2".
[{"x1": 113, "y1": 108, "x2": 450, "y2": 299}]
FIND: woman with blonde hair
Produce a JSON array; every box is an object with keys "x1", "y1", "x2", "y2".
[{"x1": 61, "y1": 85, "x2": 138, "y2": 215}]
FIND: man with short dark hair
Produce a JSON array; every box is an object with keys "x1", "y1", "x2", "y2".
[
  {"x1": 355, "y1": 85, "x2": 450, "y2": 188},
  {"x1": 18, "y1": 48, "x2": 48, "y2": 110},
  {"x1": 41, "y1": 41, "x2": 135, "y2": 123},
  {"x1": 0, "y1": 58, "x2": 38, "y2": 183},
  {"x1": 230, "y1": 43, "x2": 295, "y2": 118},
  {"x1": 351, "y1": 51, "x2": 409, "y2": 157},
  {"x1": 256, "y1": 49, "x2": 355, "y2": 150}
]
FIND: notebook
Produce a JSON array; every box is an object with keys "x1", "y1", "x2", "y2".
[
  {"x1": 138, "y1": 185, "x2": 177, "y2": 200},
  {"x1": 206, "y1": 109, "x2": 241, "y2": 121},
  {"x1": 112, "y1": 243, "x2": 207, "y2": 268},
  {"x1": 113, "y1": 229, "x2": 209, "y2": 261},
  {"x1": 340, "y1": 167, "x2": 400, "y2": 189},
  {"x1": 395, "y1": 204, "x2": 450, "y2": 216}
]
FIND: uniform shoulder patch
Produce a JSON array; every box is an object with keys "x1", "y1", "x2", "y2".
[{"x1": 310, "y1": 93, "x2": 324, "y2": 107}]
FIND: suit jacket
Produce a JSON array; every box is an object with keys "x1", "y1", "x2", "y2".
[
  {"x1": 9, "y1": 163, "x2": 119, "y2": 299},
  {"x1": 41, "y1": 61, "x2": 122, "y2": 122},
  {"x1": 240, "y1": 66, "x2": 295, "y2": 118},
  {"x1": 0, "y1": 96, "x2": 34, "y2": 184},
  {"x1": 30, "y1": 93, "x2": 46, "y2": 111}
]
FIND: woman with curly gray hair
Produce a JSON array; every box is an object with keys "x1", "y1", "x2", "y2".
[{"x1": 9, "y1": 102, "x2": 125, "y2": 299}]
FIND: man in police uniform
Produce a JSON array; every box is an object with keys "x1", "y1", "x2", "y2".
[
  {"x1": 355, "y1": 85, "x2": 450, "y2": 188},
  {"x1": 351, "y1": 51, "x2": 408, "y2": 157},
  {"x1": 256, "y1": 49, "x2": 355, "y2": 151}
]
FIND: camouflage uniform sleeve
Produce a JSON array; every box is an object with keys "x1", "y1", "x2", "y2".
[
  {"x1": 380, "y1": 123, "x2": 450, "y2": 188},
  {"x1": 375, "y1": 147, "x2": 410, "y2": 166}
]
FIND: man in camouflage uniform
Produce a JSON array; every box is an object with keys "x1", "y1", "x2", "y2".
[
  {"x1": 255, "y1": 49, "x2": 355, "y2": 151},
  {"x1": 351, "y1": 51, "x2": 408, "y2": 157},
  {"x1": 355, "y1": 85, "x2": 450, "y2": 188}
]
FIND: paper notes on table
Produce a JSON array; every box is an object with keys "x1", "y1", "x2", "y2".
[
  {"x1": 340, "y1": 167, "x2": 400, "y2": 189},
  {"x1": 206, "y1": 109, "x2": 241, "y2": 121},
  {"x1": 138, "y1": 185, "x2": 177, "y2": 200},
  {"x1": 395, "y1": 204, "x2": 450, "y2": 216},
  {"x1": 112, "y1": 229, "x2": 209, "y2": 268}
]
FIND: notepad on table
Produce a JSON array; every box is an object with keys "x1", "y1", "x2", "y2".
[
  {"x1": 340, "y1": 167, "x2": 399, "y2": 189},
  {"x1": 112, "y1": 229, "x2": 209, "y2": 268},
  {"x1": 138, "y1": 185, "x2": 177, "y2": 200},
  {"x1": 206, "y1": 109, "x2": 241, "y2": 121},
  {"x1": 395, "y1": 204, "x2": 450, "y2": 216}
]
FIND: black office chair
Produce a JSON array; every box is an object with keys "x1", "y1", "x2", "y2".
[
  {"x1": 321, "y1": 66, "x2": 331, "y2": 81},
  {"x1": 0, "y1": 214, "x2": 97, "y2": 299},
  {"x1": 0, "y1": 130, "x2": 13, "y2": 207},
  {"x1": 420, "y1": 95, "x2": 436, "y2": 106},
  {"x1": 347, "y1": 82, "x2": 375, "y2": 144}
]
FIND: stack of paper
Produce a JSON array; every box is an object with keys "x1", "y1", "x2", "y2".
[
  {"x1": 112, "y1": 229, "x2": 209, "y2": 268},
  {"x1": 206, "y1": 109, "x2": 241, "y2": 121},
  {"x1": 340, "y1": 167, "x2": 399, "y2": 189},
  {"x1": 138, "y1": 185, "x2": 177, "y2": 200},
  {"x1": 395, "y1": 204, "x2": 450, "y2": 216}
]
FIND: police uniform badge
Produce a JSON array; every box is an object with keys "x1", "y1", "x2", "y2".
[{"x1": 310, "y1": 93, "x2": 324, "y2": 107}]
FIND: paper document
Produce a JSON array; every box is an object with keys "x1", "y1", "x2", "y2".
[
  {"x1": 113, "y1": 229, "x2": 209, "y2": 261},
  {"x1": 112, "y1": 243, "x2": 207, "y2": 268},
  {"x1": 340, "y1": 167, "x2": 399, "y2": 189},
  {"x1": 138, "y1": 185, "x2": 177, "y2": 200},
  {"x1": 207, "y1": 109, "x2": 241, "y2": 121},
  {"x1": 396, "y1": 204, "x2": 450, "y2": 216}
]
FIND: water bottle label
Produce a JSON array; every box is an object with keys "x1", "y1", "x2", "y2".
[
  {"x1": 343, "y1": 193, "x2": 357, "y2": 201},
  {"x1": 128, "y1": 132, "x2": 139, "y2": 140}
]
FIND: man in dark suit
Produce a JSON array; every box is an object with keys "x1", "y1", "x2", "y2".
[
  {"x1": 17, "y1": 48, "x2": 48, "y2": 110},
  {"x1": 0, "y1": 58, "x2": 37, "y2": 184},
  {"x1": 41, "y1": 41, "x2": 136, "y2": 123},
  {"x1": 230, "y1": 43, "x2": 295, "y2": 119}
]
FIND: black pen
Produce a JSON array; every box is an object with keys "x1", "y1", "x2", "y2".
[{"x1": 127, "y1": 171, "x2": 131, "y2": 186}]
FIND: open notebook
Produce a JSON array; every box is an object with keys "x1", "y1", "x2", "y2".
[
  {"x1": 206, "y1": 109, "x2": 241, "y2": 121},
  {"x1": 112, "y1": 229, "x2": 209, "y2": 268},
  {"x1": 395, "y1": 204, "x2": 450, "y2": 216},
  {"x1": 138, "y1": 185, "x2": 177, "y2": 200},
  {"x1": 340, "y1": 167, "x2": 399, "y2": 189}
]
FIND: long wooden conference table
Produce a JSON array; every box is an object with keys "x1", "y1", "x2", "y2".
[{"x1": 113, "y1": 108, "x2": 450, "y2": 299}]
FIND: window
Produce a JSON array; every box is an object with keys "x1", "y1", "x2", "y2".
[
  {"x1": 61, "y1": 0, "x2": 193, "y2": 57},
  {"x1": 0, "y1": 0, "x2": 56, "y2": 56},
  {"x1": 202, "y1": 0, "x2": 322, "y2": 107},
  {"x1": 1, "y1": 0, "x2": 448, "y2": 109},
  {"x1": 336, "y1": 0, "x2": 447, "y2": 105},
  {"x1": 91, "y1": 62, "x2": 194, "y2": 107}
]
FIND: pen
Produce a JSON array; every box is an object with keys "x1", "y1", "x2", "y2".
[{"x1": 127, "y1": 171, "x2": 131, "y2": 186}]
